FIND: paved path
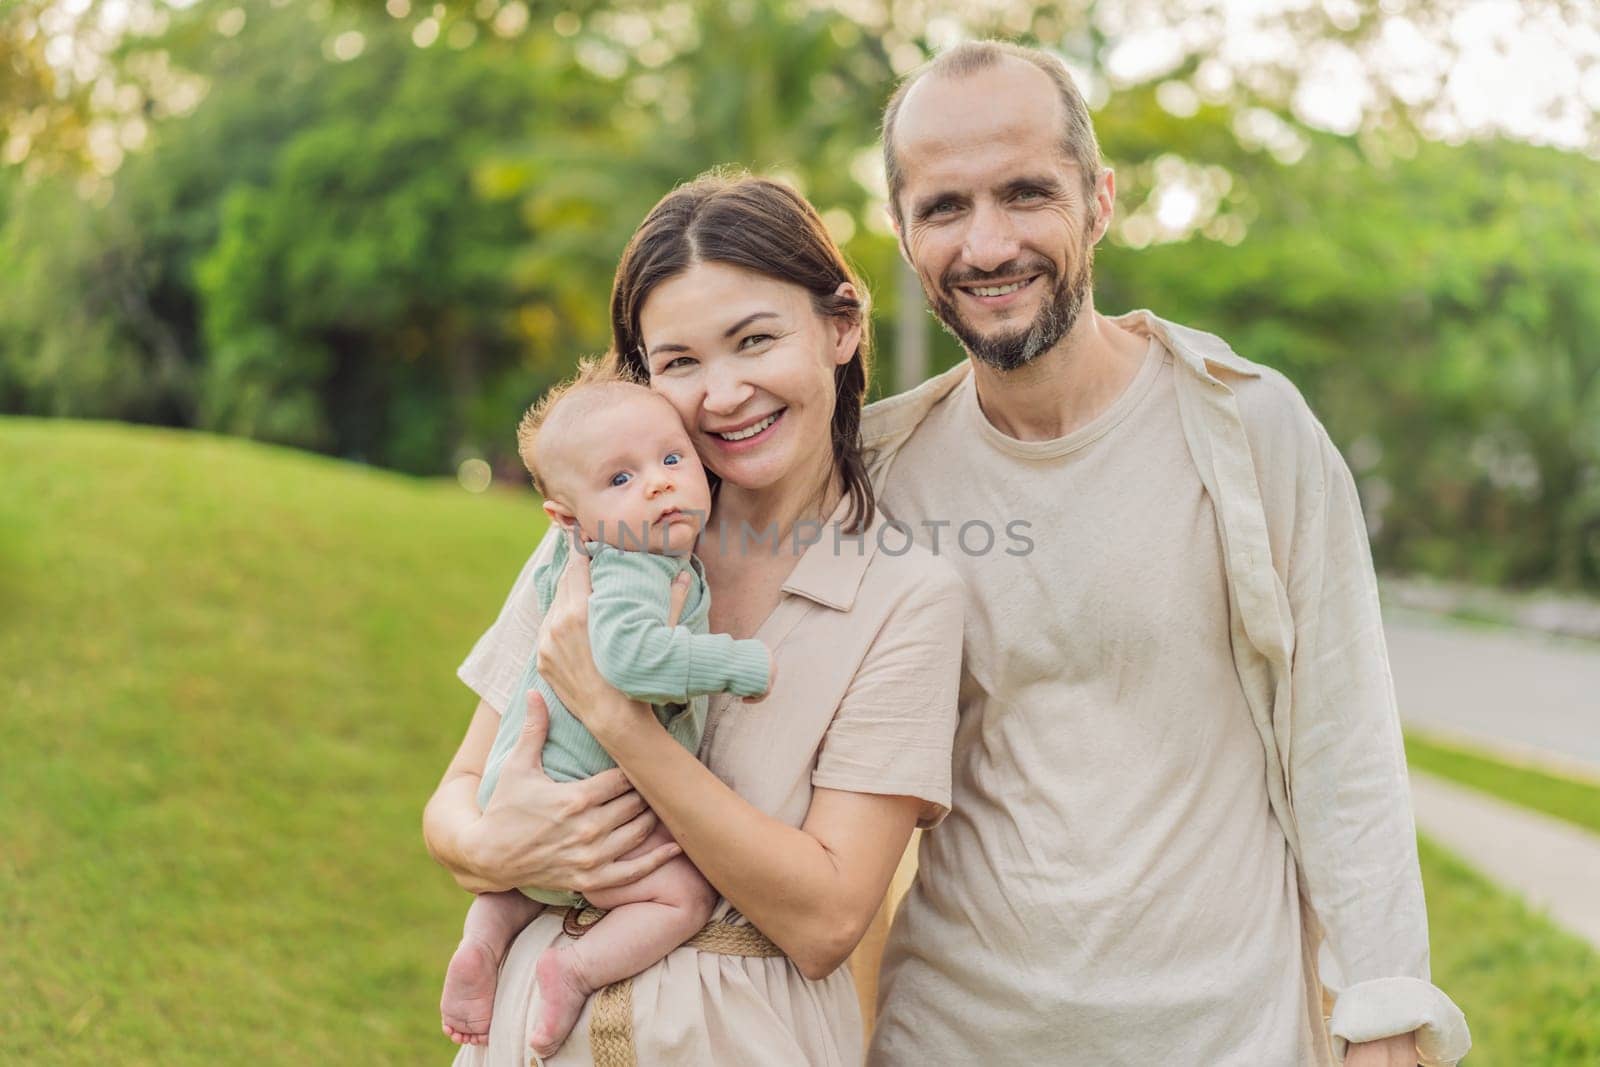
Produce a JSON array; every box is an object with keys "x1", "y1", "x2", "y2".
[
  {"x1": 1386, "y1": 610, "x2": 1600, "y2": 776},
  {"x1": 1410, "y1": 770, "x2": 1600, "y2": 950}
]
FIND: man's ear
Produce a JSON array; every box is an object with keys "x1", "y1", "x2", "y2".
[
  {"x1": 1089, "y1": 168, "x2": 1116, "y2": 245},
  {"x1": 885, "y1": 203, "x2": 911, "y2": 265}
]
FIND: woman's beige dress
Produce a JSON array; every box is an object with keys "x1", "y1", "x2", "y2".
[{"x1": 452, "y1": 498, "x2": 963, "y2": 1066}]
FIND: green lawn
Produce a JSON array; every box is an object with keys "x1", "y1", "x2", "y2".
[
  {"x1": 1, "y1": 418, "x2": 542, "y2": 1064},
  {"x1": 2, "y1": 418, "x2": 1595, "y2": 1064},
  {"x1": 1406, "y1": 733, "x2": 1600, "y2": 1061},
  {"x1": 1421, "y1": 839, "x2": 1600, "y2": 1063}
]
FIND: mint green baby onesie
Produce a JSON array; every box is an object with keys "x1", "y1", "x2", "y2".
[{"x1": 477, "y1": 533, "x2": 770, "y2": 905}]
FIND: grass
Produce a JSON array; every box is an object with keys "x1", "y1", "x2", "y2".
[
  {"x1": 1, "y1": 418, "x2": 544, "y2": 1064},
  {"x1": 2, "y1": 418, "x2": 1596, "y2": 1064},
  {"x1": 1406, "y1": 733, "x2": 1600, "y2": 837},
  {"x1": 1420, "y1": 839, "x2": 1600, "y2": 1063},
  {"x1": 1405, "y1": 733, "x2": 1600, "y2": 1061}
]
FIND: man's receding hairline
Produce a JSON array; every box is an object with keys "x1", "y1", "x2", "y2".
[
  {"x1": 892, "y1": 65, "x2": 1074, "y2": 166},
  {"x1": 898, "y1": 48, "x2": 1056, "y2": 116},
  {"x1": 883, "y1": 41, "x2": 1100, "y2": 220}
]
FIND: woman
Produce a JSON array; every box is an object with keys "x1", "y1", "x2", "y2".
[{"x1": 422, "y1": 173, "x2": 963, "y2": 1065}]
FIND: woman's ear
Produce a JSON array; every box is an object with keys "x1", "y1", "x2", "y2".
[{"x1": 830, "y1": 281, "x2": 863, "y2": 366}]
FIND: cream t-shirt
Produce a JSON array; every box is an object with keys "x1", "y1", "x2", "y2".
[{"x1": 869, "y1": 341, "x2": 1328, "y2": 1066}]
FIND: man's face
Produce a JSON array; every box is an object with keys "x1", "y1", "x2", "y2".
[{"x1": 891, "y1": 59, "x2": 1112, "y2": 372}]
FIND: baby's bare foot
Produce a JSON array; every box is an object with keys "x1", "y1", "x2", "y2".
[
  {"x1": 440, "y1": 935, "x2": 500, "y2": 1046},
  {"x1": 529, "y1": 942, "x2": 593, "y2": 1059}
]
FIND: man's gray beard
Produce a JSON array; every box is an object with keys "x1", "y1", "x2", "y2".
[{"x1": 932, "y1": 247, "x2": 1094, "y2": 373}]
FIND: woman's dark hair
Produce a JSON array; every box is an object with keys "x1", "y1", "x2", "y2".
[{"x1": 608, "y1": 171, "x2": 875, "y2": 534}]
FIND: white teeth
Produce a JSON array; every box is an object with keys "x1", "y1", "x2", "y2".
[
  {"x1": 716, "y1": 412, "x2": 780, "y2": 441},
  {"x1": 969, "y1": 279, "x2": 1028, "y2": 297}
]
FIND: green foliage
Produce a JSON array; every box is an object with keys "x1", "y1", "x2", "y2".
[
  {"x1": 0, "y1": 179, "x2": 163, "y2": 418},
  {"x1": 191, "y1": 9, "x2": 542, "y2": 467},
  {"x1": 3, "y1": 0, "x2": 1600, "y2": 585},
  {"x1": 1095, "y1": 86, "x2": 1600, "y2": 586}
]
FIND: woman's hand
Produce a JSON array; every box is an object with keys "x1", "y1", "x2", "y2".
[
  {"x1": 534, "y1": 538, "x2": 609, "y2": 719},
  {"x1": 538, "y1": 539, "x2": 691, "y2": 741},
  {"x1": 466, "y1": 690, "x2": 681, "y2": 895}
]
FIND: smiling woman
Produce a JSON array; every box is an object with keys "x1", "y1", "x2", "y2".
[
  {"x1": 609, "y1": 175, "x2": 877, "y2": 537},
  {"x1": 424, "y1": 172, "x2": 964, "y2": 1066}
]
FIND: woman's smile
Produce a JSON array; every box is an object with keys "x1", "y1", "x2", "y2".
[{"x1": 707, "y1": 408, "x2": 786, "y2": 452}]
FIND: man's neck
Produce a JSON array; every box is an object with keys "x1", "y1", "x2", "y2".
[{"x1": 968, "y1": 309, "x2": 1149, "y2": 442}]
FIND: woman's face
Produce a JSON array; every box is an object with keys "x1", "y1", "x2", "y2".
[{"x1": 638, "y1": 261, "x2": 860, "y2": 497}]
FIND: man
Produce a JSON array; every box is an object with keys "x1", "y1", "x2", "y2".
[{"x1": 859, "y1": 41, "x2": 1469, "y2": 1067}]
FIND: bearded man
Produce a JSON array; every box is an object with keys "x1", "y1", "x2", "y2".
[{"x1": 860, "y1": 40, "x2": 1470, "y2": 1067}]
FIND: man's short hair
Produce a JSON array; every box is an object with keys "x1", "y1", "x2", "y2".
[{"x1": 881, "y1": 40, "x2": 1102, "y2": 224}]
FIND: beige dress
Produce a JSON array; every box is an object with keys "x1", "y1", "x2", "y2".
[{"x1": 453, "y1": 495, "x2": 963, "y2": 1066}]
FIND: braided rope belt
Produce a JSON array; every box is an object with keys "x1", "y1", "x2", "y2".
[{"x1": 552, "y1": 906, "x2": 786, "y2": 1067}]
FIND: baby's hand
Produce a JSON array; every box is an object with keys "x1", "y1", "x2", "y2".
[{"x1": 743, "y1": 649, "x2": 777, "y2": 704}]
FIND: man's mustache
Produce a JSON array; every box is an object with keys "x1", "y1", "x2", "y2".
[{"x1": 942, "y1": 258, "x2": 1057, "y2": 289}]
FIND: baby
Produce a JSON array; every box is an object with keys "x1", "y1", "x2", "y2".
[{"x1": 440, "y1": 360, "x2": 772, "y2": 1056}]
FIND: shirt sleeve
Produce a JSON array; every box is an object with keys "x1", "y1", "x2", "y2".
[
  {"x1": 810, "y1": 556, "x2": 964, "y2": 829},
  {"x1": 457, "y1": 524, "x2": 563, "y2": 715},
  {"x1": 1269, "y1": 395, "x2": 1470, "y2": 1066}
]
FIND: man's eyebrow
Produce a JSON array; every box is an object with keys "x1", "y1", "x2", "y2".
[
  {"x1": 1000, "y1": 175, "x2": 1064, "y2": 195},
  {"x1": 912, "y1": 190, "x2": 965, "y2": 217}
]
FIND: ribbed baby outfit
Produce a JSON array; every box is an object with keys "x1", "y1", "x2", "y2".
[{"x1": 477, "y1": 533, "x2": 770, "y2": 905}]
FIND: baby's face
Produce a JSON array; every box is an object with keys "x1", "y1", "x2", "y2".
[{"x1": 555, "y1": 391, "x2": 711, "y2": 556}]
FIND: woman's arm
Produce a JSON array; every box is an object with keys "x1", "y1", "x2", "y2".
[
  {"x1": 593, "y1": 702, "x2": 919, "y2": 981},
  {"x1": 421, "y1": 694, "x2": 682, "y2": 896}
]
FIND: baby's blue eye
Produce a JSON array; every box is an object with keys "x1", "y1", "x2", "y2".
[
  {"x1": 664, "y1": 452, "x2": 682, "y2": 466},
  {"x1": 609, "y1": 472, "x2": 631, "y2": 487}
]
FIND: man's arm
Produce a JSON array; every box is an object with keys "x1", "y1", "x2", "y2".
[
  {"x1": 587, "y1": 558, "x2": 770, "y2": 702},
  {"x1": 1271, "y1": 391, "x2": 1469, "y2": 1067}
]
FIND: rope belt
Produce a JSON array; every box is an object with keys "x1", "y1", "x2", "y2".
[{"x1": 555, "y1": 905, "x2": 786, "y2": 1067}]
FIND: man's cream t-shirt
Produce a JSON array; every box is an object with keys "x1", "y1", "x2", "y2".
[{"x1": 868, "y1": 340, "x2": 1330, "y2": 1066}]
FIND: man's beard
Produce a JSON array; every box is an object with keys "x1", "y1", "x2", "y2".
[{"x1": 930, "y1": 243, "x2": 1094, "y2": 373}]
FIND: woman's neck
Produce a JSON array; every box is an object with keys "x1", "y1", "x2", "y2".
[{"x1": 710, "y1": 460, "x2": 843, "y2": 560}]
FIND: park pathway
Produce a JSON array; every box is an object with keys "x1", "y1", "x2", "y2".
[
  {"x1": 1386, "y1": 610, "x2": 1600, "y2": 776},
  {"x1": 1385, "y1": 611, "x2": 1600, "y2": 949},
  {"x1": 1410, "y1": 770, "x2": 1600, "y2": 950}
]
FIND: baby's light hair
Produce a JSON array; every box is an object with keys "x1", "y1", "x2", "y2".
[{"x1": 516, "y1": 356, "x2": 635, "y2": 498}]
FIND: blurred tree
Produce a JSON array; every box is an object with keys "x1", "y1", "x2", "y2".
[
  {"x1": 3, "y1": 0, "x2": 1599, "y2": 586},
  {"x1": 1095, "y1": 92, "x2": 1600, "y2": 586},
  {"x1": 0, "y1": 2, "x2": 92, "y2": 178},
  {"x1": 190, "y1": 6, "x2": 547, "y2": 470}
]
